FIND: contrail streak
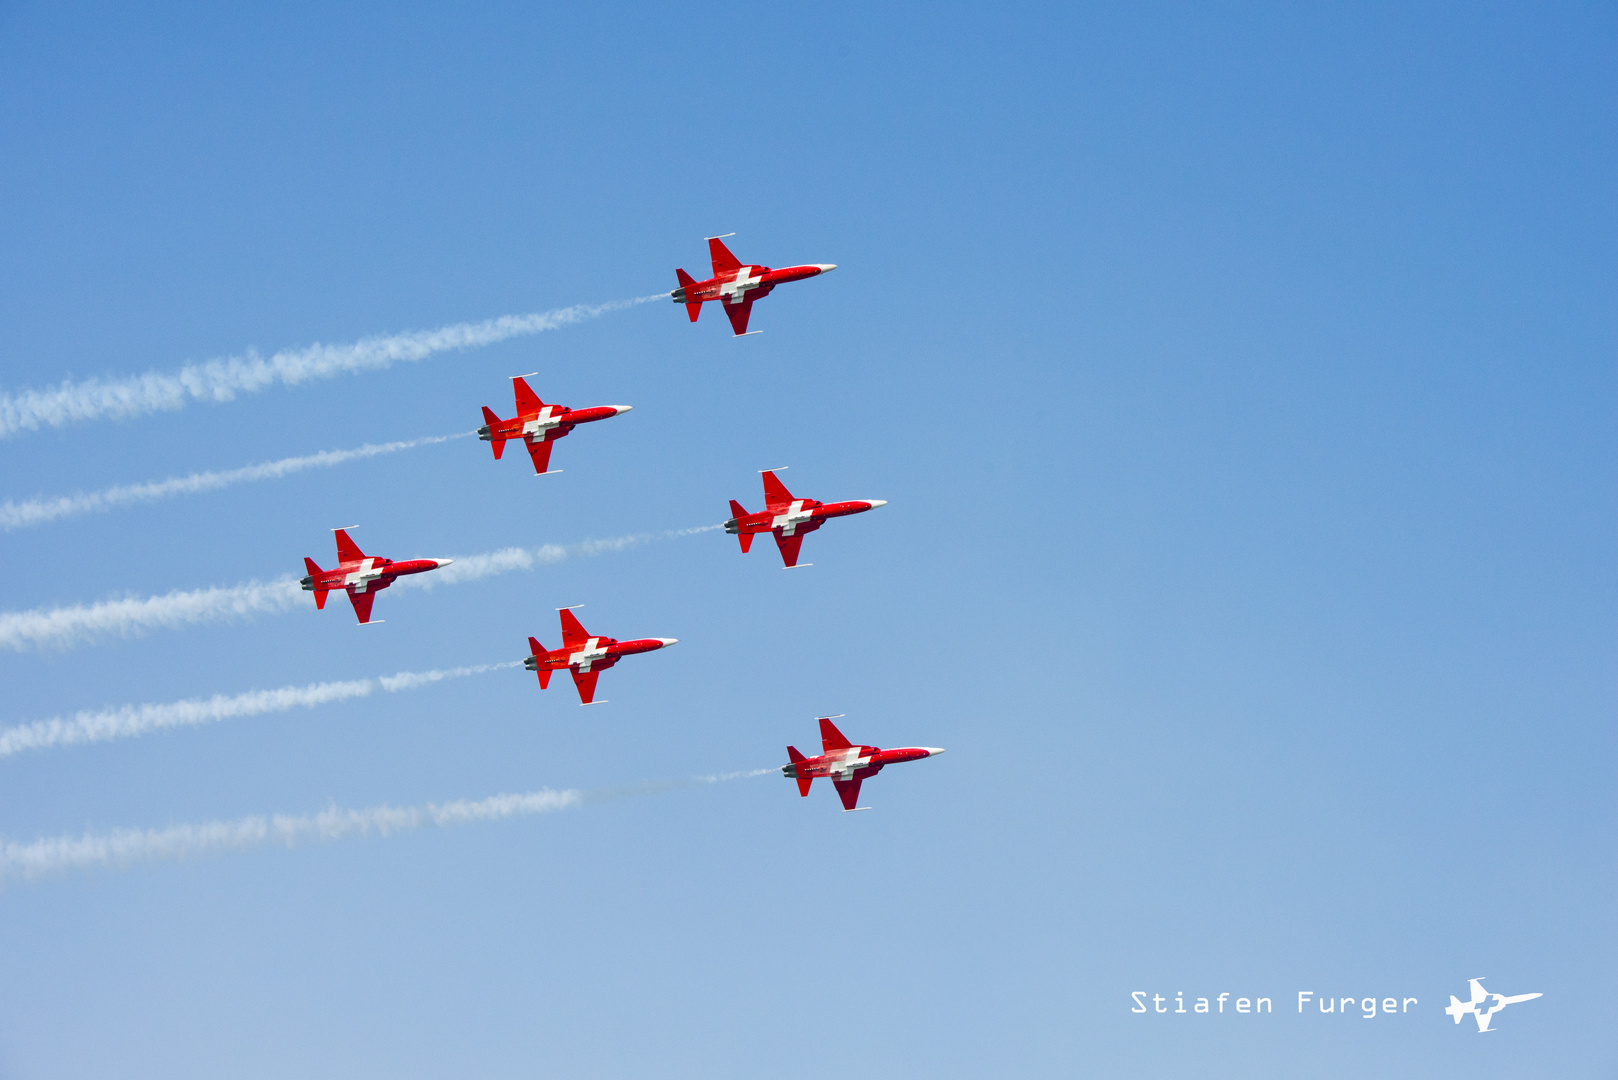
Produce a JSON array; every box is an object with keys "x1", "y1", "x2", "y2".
[
  {"x1": 0, "y1": 295, "x2": 667, "y2": 438},
  {"x1": 0, "y1": 432, "x2": 473, "y2": 531},
  {"x1": 0, "y1": 526, "x2": 720, "y2": 651},
  {"x1": 0, "y1": 661, "x2": 520, "y2": 758},
  {"x1": 0, "y1": 770, "x2": 771, "y2": 882}
]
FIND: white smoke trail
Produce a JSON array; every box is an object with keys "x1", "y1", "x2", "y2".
[
  {"x1": 0, "y1": 789, "x2": 583, "y2": 881},
  {"x1": 396, "y1": 525, "x2": 723, "y2": 590},
  {"x1": 0, "y1": 578, "x2": 306, "y2": 652},
  {"x1": 0, "y1": 432, "x2": 473, "y2": 531},
  {"x1": 0, "y1": 295, "x2": 667, "y2": 438},
  {"x1": 0, "y1": 769, "x2": 769, "y2": 882},
  {"x1": 0, "y1": 526, "x2": 720, "y2": 651},
  {"x1": 0, "y1": 661, "x2": 519, "y2": 758}
]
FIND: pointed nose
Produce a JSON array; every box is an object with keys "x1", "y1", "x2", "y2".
[
  {"x1": 613, "y1": 405, "x2": 633, "y2": 415},
  {"x1": 656, "y1": 638, "x2": 678, "y2": 647},
  {"x1": 919, "y1": 747, "x2": 945, "y2": 757},
  {"x1": 814, "y1": 264, "x2": 837, "y2": 273},
  {"x1": 866, "y1": 500, "x2": 887, "y2": 508},
  {"x1": 433, "y1": 559, "x2": 454, "y2": 568}
]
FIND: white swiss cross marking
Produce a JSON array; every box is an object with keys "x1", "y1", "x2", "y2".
[
  {"x1": 771, "y1": 500, "x2": 813, "y2": 536},
  {"x1": 718, "y1": 267, "x2": 761, "y2": 305},
  {"x1": 827, "y1": 749, "x2": 869, "y2": 780},
  {"x1": 522, "y1": 406, "x2": 562, "y2": 438},
  {"x1": 343, "y1": 558, "x2": 384, "y2": 592},
  {"x1": 569, "y1": 637, "x2": 608, "y2": 672}
]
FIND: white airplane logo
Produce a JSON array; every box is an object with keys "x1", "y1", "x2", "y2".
[{"x1": 1445, "y1": 978, "x2": 1542, "y2": 1032}]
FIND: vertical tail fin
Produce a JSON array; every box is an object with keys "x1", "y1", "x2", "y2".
[
  {"x1": 787, "y1": 746, "x2": 812, "y2": 796},
  {"x1": 303, "y1": 557, "x2": 328, "y2": 609},
  {"x1": 675, "y1": 268, "x2": 702, "y2": 322},
  {"x1": 480, "y1": 406, "x2": 507, "y2": 459}
]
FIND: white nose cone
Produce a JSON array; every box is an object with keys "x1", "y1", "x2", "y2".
[
  {"x1": 919, "y1": 747, "x2": 945, "y2": 757},
  {"x1": 613, "y1": 405, "x2": 633, "y2": 414},
  {"x1": 656, "y1": 638, "x2": 678, "y2": 647},
  {"x1": 433, "y1": 559, "x2": 454, "y2": 567},
  {"x1": 814, "y1": 264, "x2": 837, "y2": 273},
  {"x1": 866, "y1": 500, "x2": 888, "y2": 508}
]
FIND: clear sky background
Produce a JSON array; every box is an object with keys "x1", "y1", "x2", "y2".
[{"x1": 0, "y1": 3, "x2": 1612, "y2": 1077}]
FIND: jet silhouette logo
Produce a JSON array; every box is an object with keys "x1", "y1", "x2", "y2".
[{"x1": 1445, "y1": 978, "x2": 1542, "y2": 1032}]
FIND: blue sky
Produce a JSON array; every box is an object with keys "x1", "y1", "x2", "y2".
[{"x1": 0, "y1": 3, "x2": 1612, "y2": 1077}]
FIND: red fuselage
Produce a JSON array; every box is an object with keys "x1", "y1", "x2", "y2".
[
  {"x1": 672, "y1": 236, "x2": 835, "y2": 335},
  {"x1": 300, "y1": 529, "x2": 449, "y2": 624},
  {"x1": 525, "y1": 608, "x2": 676, "y2": 705},
  {"x1": 783, "y1": 717, "x2": 944, "y2": 811},
  {"x1": 671, "y1": 262, "x2": 831, "y2": 307},
  {"x1": 480, "y1": 376, "x2": 630, "y2": 475},
  {"x1": 726, "y1": 470, "x2": 885, "y2": 567}
]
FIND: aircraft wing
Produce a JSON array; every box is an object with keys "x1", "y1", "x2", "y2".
[
  {"x1": 347, "y1": 588, "x2": 377, "y2": 624},
  {"x1": 723, "y1": 297, "x2": 755, "y2": 336},
  {"x1": 708, "y1": 236, "x2": 742, "y2": 275},
  {"x1": 334, "y1": 528, "x2": 366, "y2": 564},
  {"x1": 559, "y1": 608, "x2": 590, "y2": 647},
  {"x1": 773, "y1": 530, "x2": 805, "y2": 567},
  {"x1": 512, "y1": 376, "x2": 544, "y2": 415},
  {"x1": 525, "y1": 437, "x2": 555, "y2": 474},
  {"x1": 570, "y1": 667, "x2": 601, "y2": 705},
  {"x1": 832, "y1": 777, "x2": 863, "y2": 811}
]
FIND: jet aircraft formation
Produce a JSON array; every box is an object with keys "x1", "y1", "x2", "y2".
[{"x1": 299, "y1": 237, "x2": 939, "y2": 810}]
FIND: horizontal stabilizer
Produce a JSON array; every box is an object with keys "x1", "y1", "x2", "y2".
[
  {"x1": 786, "y1": 746, "x2": 812, "y2": 796},
  {"x1": 481, "y1": 406, "x2": 506, "y2": 459},
  {"x1": 675, "y1": 269, "x2": 702, "y2": 321}
]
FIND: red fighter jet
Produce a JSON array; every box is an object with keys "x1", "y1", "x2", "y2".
[
  {"x1": 782, "y1": 716, "x2": 945, "y2": 812},
  {"x1": 478, "y1": 375, "x2": 631, "y2": 475},
  {"x1": 300, "y1": 529, "x2": 451, "y2": 624},
  {"x1": 671, "y1": 234, "x2": 835, "y2": 336},
  {"x1": 725, "y1": 469, "x2": 886, "y2": 568},
  {"x1": 524, "y1": 607, "x2": 677, "y2": 705}
]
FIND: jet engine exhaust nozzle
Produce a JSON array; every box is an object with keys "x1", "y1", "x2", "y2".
[{"x1": 298, "y1": 576, "x2": 315, "y2": 590}]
